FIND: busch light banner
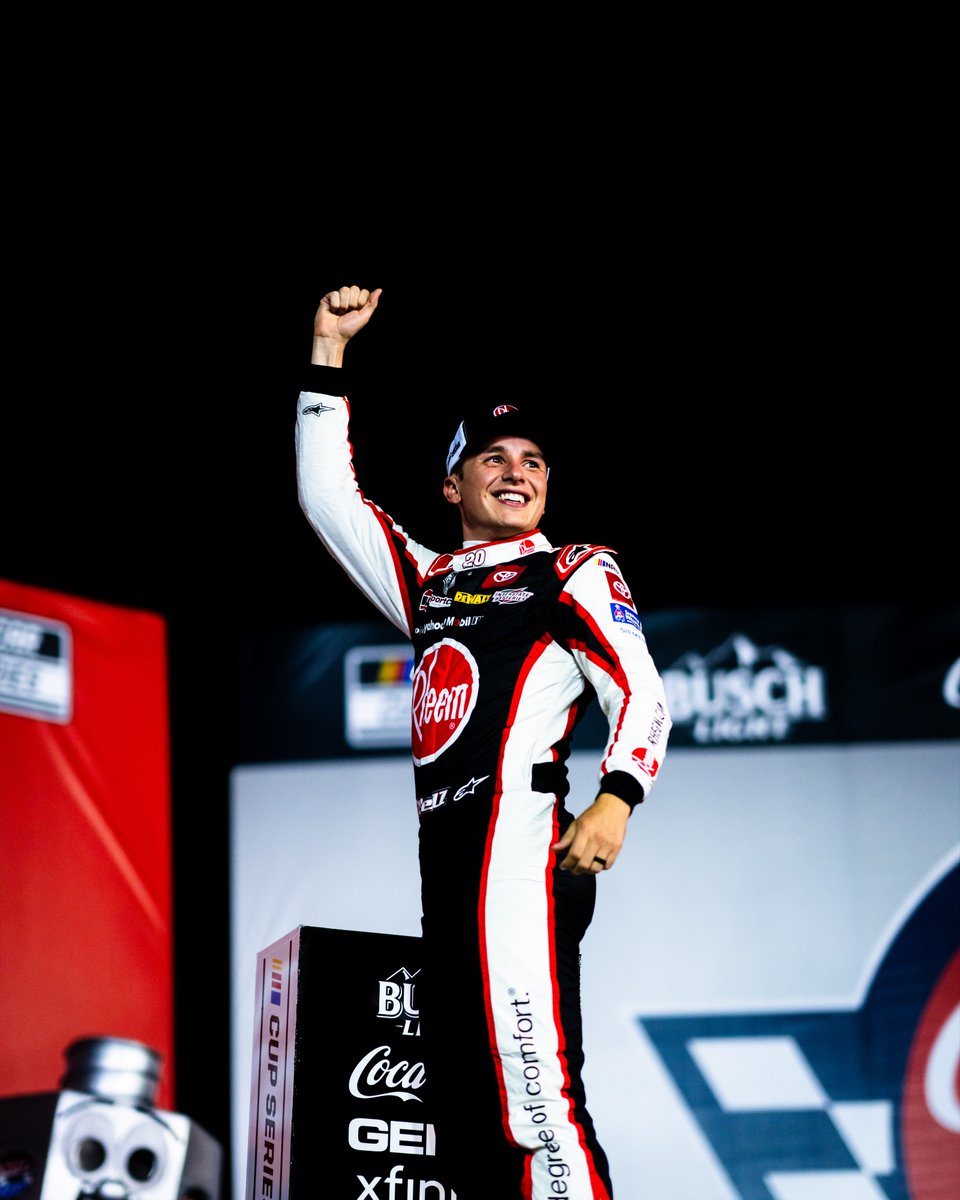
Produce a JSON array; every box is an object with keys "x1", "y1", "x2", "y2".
[
  {"x1": 234, "y1": 606, "x2": 960, "y2": 761},
  {"x1": 231, "y1": 605, "x2": 959, "y2": 1199},
  {"x1": 246, "y1": 926, "x2": 456, "y2": 1199}
]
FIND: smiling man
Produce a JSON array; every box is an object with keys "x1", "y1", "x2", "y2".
[
  {"x1": 295, "y1": 284, "x2": 672, "y2": 1200},
  {"x1": 443, "y1": 410, "x2": 548, "y2": 542}
]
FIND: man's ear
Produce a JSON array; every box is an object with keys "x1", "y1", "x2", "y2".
[{"x1": 443, "y1": 475, "x2": 461, "y2": 505}]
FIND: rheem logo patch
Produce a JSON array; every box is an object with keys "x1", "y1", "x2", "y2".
[
  {"x1": 411, "y1": 639, "x2": 479, "y2": 766},
  {"x1": 902, "y1": 948, "x2": 960, "y2": 1200}
]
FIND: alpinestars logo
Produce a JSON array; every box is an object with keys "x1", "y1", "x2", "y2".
[
  {"x1": 453, "y1": 775, "x2": 489, "y2": 800},
  {"x1": 555, "y1": 544, "x2": 600, "y2": 578},
  {"x1": 663, "y1": 633, "x2": 827, "y2": 744},
  {"x1": 638, "y1": 860, "x2": 959, "y2": 1200}
]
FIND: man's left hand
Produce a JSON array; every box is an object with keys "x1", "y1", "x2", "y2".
[{"x1": 552, "y1": 792, "x2": 631, "y2": 874}]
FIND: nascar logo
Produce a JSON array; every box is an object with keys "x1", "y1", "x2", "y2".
[{"x1": 638, "y1": 859, "x2": 959, "y2": 1200}]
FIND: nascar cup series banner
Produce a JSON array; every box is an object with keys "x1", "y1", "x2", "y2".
[{"x1": 231, "y1": 605, "x2": 959, "y2": 1200}]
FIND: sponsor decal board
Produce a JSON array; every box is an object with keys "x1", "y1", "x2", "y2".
[{"x1": 246, "y1": 926, "x2": 457, "y2": 1200}]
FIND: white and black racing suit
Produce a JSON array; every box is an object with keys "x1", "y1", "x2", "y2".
[{"x1": 297, "y1": 366, "x2": 671, "y2": 1200}]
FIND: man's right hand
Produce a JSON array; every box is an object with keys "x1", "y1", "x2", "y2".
[{"x1": 312, "y1": 285, "x2": 381, "y2": 366}]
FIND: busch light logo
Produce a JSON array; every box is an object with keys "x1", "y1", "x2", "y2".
[
  {"x1": 663, "y1": 633, "x2": 827, "y2": 744},
  {"x1": 378, "y1": 967, "x2": 420, "y2": 1037},
  {"x1": 411, "y1": 639, "x2": 479, "y2": 766},
  {"x1": 638, "y1": 859, "x2": 959, "y2": 1200}
]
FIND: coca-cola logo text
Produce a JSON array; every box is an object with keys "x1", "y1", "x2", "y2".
[{"x1": 348, "y1": 1045, "x2": 426, "y2": 1102}]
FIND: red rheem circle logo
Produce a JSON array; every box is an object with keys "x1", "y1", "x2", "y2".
[
  {"x1": 411, "y1": 639, "x2": 479, "y2": 766},
  {"x1": 902, "y1": 948, "x2": 960, "y2": 1200}
]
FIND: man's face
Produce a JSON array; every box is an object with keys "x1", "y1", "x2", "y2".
[{"x1": 444, "y1": 436, "x2": 548, "y2": 542}]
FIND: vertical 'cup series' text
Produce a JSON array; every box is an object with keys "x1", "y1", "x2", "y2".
[{"x1": 258, "y1": 1012, "x2": 282, "y2": 1197}]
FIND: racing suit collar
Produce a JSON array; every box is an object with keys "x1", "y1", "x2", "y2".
[{"x1": 424, "y1": 531, "x2": 552, "y2": 578}]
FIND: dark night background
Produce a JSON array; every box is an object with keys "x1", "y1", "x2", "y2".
[{"x1": 3, "y1": 190, "x2": 949, "y2": 1186}]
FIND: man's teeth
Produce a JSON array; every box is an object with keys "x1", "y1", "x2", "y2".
[{"x1": 498, "y1": 493, "x2": 526, "y2": 504}]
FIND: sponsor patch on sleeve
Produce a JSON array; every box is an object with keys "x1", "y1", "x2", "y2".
[
  {"x1": 605, "y1": 569, "x2": 636, "y2": 609},
  {"x1": 611, "y1": 603, "x2": 642, "y2": 631}
]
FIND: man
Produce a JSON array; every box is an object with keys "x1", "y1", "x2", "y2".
[{"x1": 297, "y1": 283, "x2": 671, "y2": 1199}]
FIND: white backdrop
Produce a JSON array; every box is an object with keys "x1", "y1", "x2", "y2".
[{"x1": 229, "y1": 739, "x2": 959, "y2": 1200}]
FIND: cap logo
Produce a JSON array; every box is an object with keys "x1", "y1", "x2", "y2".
[{"x1": 445, "y1": 403, "x2": 538, "y2": 474}]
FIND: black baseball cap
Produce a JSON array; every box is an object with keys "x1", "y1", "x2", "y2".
[{"x1": 445, "y1": 403, "x2": 549, "y2": 475}]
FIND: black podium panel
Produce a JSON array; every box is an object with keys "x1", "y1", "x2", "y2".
[{"x1": 246, "y1": 925, "x2": 457, "y2": 1199}]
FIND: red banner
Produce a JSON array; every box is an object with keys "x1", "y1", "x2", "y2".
[{"x1": 0, "y1": 580, "x2": 174, "y2": 1109}]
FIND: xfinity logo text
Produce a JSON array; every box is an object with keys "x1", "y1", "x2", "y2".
[{"x1": 353, "y1": 1165, "x2": 456, "y2": 1199}]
